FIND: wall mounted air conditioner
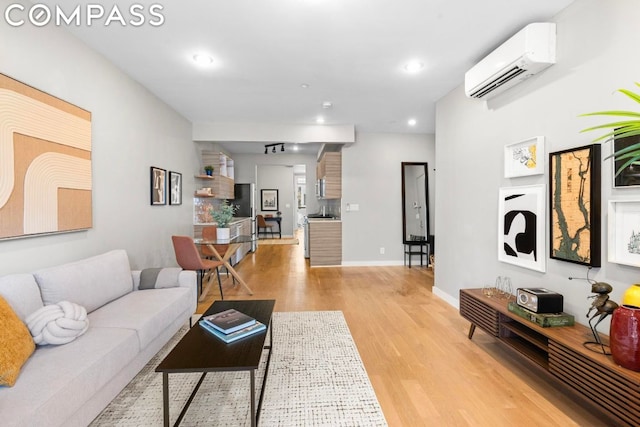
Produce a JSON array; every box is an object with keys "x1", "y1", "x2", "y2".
[{"x1": 465, "y1": 23, "x2": 556, "y2": 99}]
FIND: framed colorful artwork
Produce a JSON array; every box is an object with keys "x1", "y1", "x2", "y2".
[
  {"x1": 150, "y1": 166, "x2": 166, "y2": 205},
  {"x1": 504, "y1": 136, "x2": 545, "y2": 178},
  {"x1": 498, "y1": 184, "x2": 546, "y2": 272},
  {"x1": 0, "y1": 73, "x2": 92, "y2": 240},
  {"x1": 608, "y1": 200, "x2": 640, "y2": 267},
  {"x1": 549, "y1": 144, "x2": 601, "y2": 267}
]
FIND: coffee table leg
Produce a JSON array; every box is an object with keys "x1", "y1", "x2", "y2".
[
  {"x1": 250, "y1": 370, "x2": 256, "y2": 427},
  {"x1": 163, "y1": 372, "x2": 169, "y2": 427}
]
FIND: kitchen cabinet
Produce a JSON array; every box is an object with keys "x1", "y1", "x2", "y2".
[
  {"x1": 193, "y1": 151, "x2": 235, "y2": 223},
  {"x1": 317, "y1": 152, "x2": 341, "y2": 199},
  {"x1": 195, "y1": 150, "x2": 234, "y2": 199},
  {"x1": 309, "y1": 220, "x2": 342, "y2": 266},
  {"x1": 194, "y1": 174, "x2": 234, "y2": 199}
]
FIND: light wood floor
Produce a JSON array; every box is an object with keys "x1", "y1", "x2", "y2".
[{"x1": 197, "y1": 233, "x2": 609, "y2": 426}]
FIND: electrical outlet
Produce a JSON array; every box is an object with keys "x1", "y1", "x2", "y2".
[{"x1": 379, "y1": 247, "x2": 385, "y2": 254}]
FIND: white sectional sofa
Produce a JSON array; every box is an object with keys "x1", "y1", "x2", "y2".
[{"x1": 0, "y1": 249, "x2": 196, "y2": 427}]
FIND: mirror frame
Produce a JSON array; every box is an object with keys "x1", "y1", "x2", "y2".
[{"x1": 401, "y1": 162, "x2": 430, "y2": 245}]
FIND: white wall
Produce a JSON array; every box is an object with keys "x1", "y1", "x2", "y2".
[
  {"x1": 0, "y1": 2, "x2": 197, "y2": 274},
  {"x1": 342, "y1": 132, "x2": 435, "y2": 264},
  {"x1": 434, "y1": 0, "x2": 640, "y2": 326}
]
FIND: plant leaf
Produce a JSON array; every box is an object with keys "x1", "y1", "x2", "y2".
[{"x1": 580, "y1": 111, "x2": 640, "y2": 118}]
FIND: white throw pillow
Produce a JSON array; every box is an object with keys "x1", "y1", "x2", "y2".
[{"x1": 26, "y1": 301, "x2": 89, "y2": 346}]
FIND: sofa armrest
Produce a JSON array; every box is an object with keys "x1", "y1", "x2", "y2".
[{"x1": 131, "y1": 268, "x2": 196, "y2": 291}]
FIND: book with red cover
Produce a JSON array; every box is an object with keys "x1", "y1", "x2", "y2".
[{"x1": 201, "y1": 309, "x2": 256, "y2": 334}]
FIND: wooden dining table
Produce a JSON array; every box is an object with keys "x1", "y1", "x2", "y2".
[{"x1": 194, "y1": 235, "x2": 255, "y2": 297}]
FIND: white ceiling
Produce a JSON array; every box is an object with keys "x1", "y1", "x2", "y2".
[{"x1": 48, "y1": 0, "x2": 574, "y2": 154}]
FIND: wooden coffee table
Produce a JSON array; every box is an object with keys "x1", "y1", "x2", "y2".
[{"x1": 156, "y1": 300, "x2": 276, "y2": 427}]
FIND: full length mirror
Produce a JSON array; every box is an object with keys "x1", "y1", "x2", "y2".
[{"x1": 401, "y1": 162, "x2": 430, "y2": 244}]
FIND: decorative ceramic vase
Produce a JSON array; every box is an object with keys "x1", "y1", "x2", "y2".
[
  {"x1": 216, "y1": 227, "x2": 230, "y2": 240},
  {"x1": 610, "y1": 305, "x2": 640, "y2": 371},
  {"x1": 205, "y1": 169, "x2": 213, "y2": 176}
]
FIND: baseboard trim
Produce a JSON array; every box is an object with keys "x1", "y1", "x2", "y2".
[
  {"x1": 433, "y1": 286, "x2": 459, "y2": 309},
  {"x1": 340, "y1": 260, "x2": 406, "y2": 267}
]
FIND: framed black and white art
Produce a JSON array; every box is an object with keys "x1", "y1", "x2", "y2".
[
  {"x1": 498, "y1": 184, "x2": 546, "y2": 272},
  {"x1": 608, "y1": 200, "x2": 640, "y2": 267},
  {"x1": 150, "y1": 166, "x2": 166, "y2": 205},
  {"x1": 169, "y1": 171, "x2": 182, "y2": 205}
]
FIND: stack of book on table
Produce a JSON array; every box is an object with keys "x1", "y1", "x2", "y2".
[
  {"x1": 507, "y1": 301, "x2": 575, "y2": 327},
  {"x1": 199, "y1": 308, "x2": 266, "y2": 343}
]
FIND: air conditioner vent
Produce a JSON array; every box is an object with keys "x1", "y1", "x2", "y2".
[{"x1": 469, "y1": 66, "x2": 527, "y2": 98}]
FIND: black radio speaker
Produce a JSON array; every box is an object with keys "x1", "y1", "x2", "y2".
[{"x1": 516, "y1": 288, "x2": 563, "y2": 313}]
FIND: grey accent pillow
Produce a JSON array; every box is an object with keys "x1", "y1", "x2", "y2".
[{"x1": 139, "y1": 268, "x2": 182, "y2": 290}]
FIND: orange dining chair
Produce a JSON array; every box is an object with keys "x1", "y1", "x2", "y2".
[
  {"x1": 256, "y1": 214, "x2": 275, "y2": 239},
  {"x1": 201, "y1": 226, "x2": 230, "y2": 260},
  {"x1": 171, "y1": 235, "x2": 225, "y2": 300},
  {"x1": 201, "y1": 226, "x2": 235, "y2": 284}
]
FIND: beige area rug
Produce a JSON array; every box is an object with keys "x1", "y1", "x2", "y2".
[
  {"x1": 258, "y1": 238, "x2": 299, "y2": 245},
  {"x1": 90, "y1": 311, "x2": 387, "y2": 426}
]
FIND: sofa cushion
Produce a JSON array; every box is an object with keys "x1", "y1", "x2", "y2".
[
  {"x1": 0, "y1": 274, "x2": 44, "y2": 321},
  {"x1": 33, "y1": 250, "x2": 133, "y2": 313},
  {"x1": 0, "y1": 326, "x2": 139, "y2": 427},
  {"x1": 0, "y1": 297, "x2": 35, "y2": 387},
  {"x1": 89, "y1": 287, "x2": 193, "y2": 348}
]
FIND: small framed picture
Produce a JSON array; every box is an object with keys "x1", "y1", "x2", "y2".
[
  {"x1": 261, "y1": 189, "x2": 279, "y2": 211},
  {"x1": 150, "y1": 166, "x2": 166, "y2": 205},
  {"x1": 169, "y1": 171, "x2": 182, "y2": 205},
  {"x1": 609, "y1": 200, "x2": 640, "y2": 267},
  {"x1": 504, "y1": 136, "x2": 545, "y2": 178}
]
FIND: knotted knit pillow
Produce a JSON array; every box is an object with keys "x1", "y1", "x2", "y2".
[
  {"x1": 26, "y1": 301, "x2": 89, "y2": 346},
  {"x1": 0, "y1": 296, "x2": 35, "y2": 387}
]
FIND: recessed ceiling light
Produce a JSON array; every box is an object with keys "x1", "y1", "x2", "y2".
[
  {"x1": 301, "y1": 83, "x2": 310, "y2": 89},
  {"x1": 322, "y1": 101, "x2": 333, "y2": 109},
  {"x1": 192, "y1": 53, "x2": 214, "y2": 66},
  {"x1": 408, "y1": 118, "x2": 417, "y2": 126},
  {"x1": 403, "y1": 61, "x2": 424, "y2": 73},
  {"x1": 316, "y1": 117, "x2": 325, "y2": 124}
]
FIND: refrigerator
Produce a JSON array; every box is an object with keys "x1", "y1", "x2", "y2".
[{"x1": 231, "y1": 183, "x2": 257, "y2": 252}]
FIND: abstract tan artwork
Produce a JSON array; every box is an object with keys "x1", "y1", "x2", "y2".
[{"x1": 0, "y1": 73, "x2": 92, "y2": 240}]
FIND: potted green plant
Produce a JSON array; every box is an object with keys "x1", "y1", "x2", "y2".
[
  {"x1": 210, "y1": 200, "x2": 237, "y2": 240},
  {"x1": 204, "y1": 165, "x2": 214, "y2": 176},
  {"x1": 581, "y1": 82, "x2": 640, "y2": 177}
]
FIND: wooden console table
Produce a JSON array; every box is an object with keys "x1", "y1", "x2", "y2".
[{"x1": 460, "y1": 288, "x2": 640, "y2": 427}]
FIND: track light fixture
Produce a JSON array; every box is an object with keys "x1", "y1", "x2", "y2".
[{"x1": 264, "y1": 143, "x2": 285, "y2": 154}]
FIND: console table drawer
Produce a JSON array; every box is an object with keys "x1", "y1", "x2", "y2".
[
  {"x1": 459, "y1": 289, "x2": 499, "y2": 337},
  {"x1": 549, "y1": 340, "x2": 640, "y2": 426}
]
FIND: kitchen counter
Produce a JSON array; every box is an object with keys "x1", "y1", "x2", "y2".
[
  {"x1": 308, "y1": 220, "x2": 342, "y2": 266},
  {"x1": 195, "y1": 217, "x2": 250, "y2": 226}
]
